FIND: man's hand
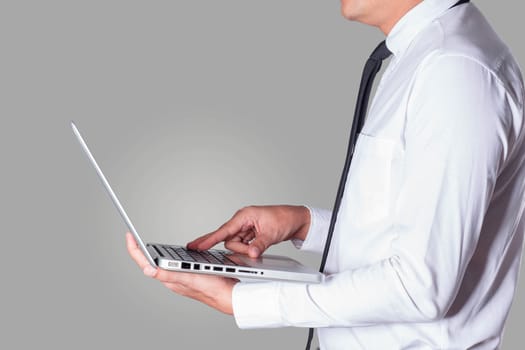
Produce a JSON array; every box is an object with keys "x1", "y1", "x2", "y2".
[
  {"x1": 126, "y1": 232, "x2": 237, "y2": 315},
  {"x1": 187, "y1": 205, "x2": 311, "y2": 258}
]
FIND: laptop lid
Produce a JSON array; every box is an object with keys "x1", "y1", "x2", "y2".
[{"x1": 71, "y1": 121, "x2": 157, "y2": 267}]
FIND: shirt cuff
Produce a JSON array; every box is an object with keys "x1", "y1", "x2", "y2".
[
  {"x1": 295, "y1": 206, "x2": 331, "y2": 253},
  {"x1": 232, "y1": 281, "x2": 283, "y2": 329},
  {"x1": 232, "y1": 280, "x2": 335, "y2": 329}
]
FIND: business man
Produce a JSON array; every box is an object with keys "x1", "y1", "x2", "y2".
[{"x1": 127, "y1": 0, "x2": 525, "y2": 348}]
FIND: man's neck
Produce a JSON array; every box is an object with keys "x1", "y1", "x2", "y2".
[{"x1": 377, "y1": 0, "x2": 422, "y2": 35}]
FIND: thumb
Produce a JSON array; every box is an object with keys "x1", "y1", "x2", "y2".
[{"x1": 248, "y1": 237, "x2": 270, "y2": 258}]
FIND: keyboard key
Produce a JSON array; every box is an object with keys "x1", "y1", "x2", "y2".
[{"x1": 159, "y1": 246, "x2": 239, "y2": 266}]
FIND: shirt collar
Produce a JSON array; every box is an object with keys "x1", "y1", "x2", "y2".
[{"x1": 386, "y1": 0, "x2": 459, "y2": 57}]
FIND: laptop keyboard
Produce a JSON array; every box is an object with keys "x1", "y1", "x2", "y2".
[{"x1": 160, "y1": 245, "x2": 239, "y2": 266}]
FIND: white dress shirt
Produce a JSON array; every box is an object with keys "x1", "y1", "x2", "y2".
[{"x1": 232, "y1": 1, "x2": 525, "y2": 348}]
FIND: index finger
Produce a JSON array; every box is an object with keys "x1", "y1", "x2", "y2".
[{"x1": 187, "y1": 215, "x2": 250, "y2": 251}]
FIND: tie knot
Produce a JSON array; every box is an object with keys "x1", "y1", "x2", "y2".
[{"x1": 370, "y1": 41, "x2": 392, "y2": 61}]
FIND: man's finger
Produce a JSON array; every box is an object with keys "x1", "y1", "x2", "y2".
[
  {"x1": 247, "y1": 236, "x2": 271, "y2": 258},
  {"x1": 126, "y1": 231, "x2": 137, "y2": 250},
  {"x1": 126, "y1": 232, "x2": 155, "y2": 270},
  {"x1": 224, "y1": 240, "x2": 250, "y2": 255},
  {"x1": 148, "y1": 268, "x2": 194, "y2": 284},
  {"x1": 186, "y1": 231, "x2": 215, "y2": 250},
  {"x1": 189, "y1": 218, "x2": 248, "y2": 251}
]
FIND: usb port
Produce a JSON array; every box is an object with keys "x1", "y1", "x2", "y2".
[
  {"x1": 213, "y1": 266, "x2": 223, "y2": 272},
  {"x1": 181, "y1": 262, "x2": 191, "y2": 270},
  {"x1": 193, "y1": 264, "x2": 200, "y2": 270},
  {"x1": 225, "y1": 268, "x2": 235, "y2": 273}
]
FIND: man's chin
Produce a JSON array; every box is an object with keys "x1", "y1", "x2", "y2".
[{"x1": 340, "y1": 6, "x2": 357, "y2": 21}]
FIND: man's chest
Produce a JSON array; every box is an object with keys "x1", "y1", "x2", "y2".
[{"x1": 326, "y1": 52, "x2": 426, "y2": 270}]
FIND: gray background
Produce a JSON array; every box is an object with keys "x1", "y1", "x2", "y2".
[{"x1": 1, "y1": 1, "x2": 523, "y2": 349}]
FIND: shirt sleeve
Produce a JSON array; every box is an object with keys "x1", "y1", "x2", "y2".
[
  {"x1": 291, "y1": 206, "x2": 332, "y2": 253},
  {"x1": 232, "y1": 54, "x2": 513, "y2": 328}
]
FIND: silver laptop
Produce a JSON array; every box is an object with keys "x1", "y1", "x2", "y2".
[{"x1": 71, "y1": 122, "x2": 323, "y2": 284}]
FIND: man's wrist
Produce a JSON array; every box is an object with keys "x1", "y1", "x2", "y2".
[
  {"x1": 214, "y1": 278, "x2": 237, "y2": 315},
  {"x1": 291, "y1": 205, "x2": 311, "y2": 242}
]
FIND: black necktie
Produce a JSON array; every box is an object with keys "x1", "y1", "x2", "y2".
[
  {"x1": 316, "y1": 39, "x2": 392, "y2": 275},
  {"x1": 304, "y1": 40, "x2": 391, "y2": 349},
  {"x1": 320, "y1": 39, "x2": 392, "y2": 269},
  {"x1": 305, "y1": 1, "x2": 469, "y2": 348}
]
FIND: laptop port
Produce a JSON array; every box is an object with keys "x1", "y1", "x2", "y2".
[
  {"x1": 193, "y1": 264, "x2": 201, "y2": 270},
  {"x1": 225, "y1": 268, "x2": 235, "y2": 273},
  {"x1": 181, "y1": 262, "x2": 191, "y2": 270},
  {"x1": 213, "y1": 266, "x2": 223, "y2": 272},
  {"x1": 204, "y1": 266, "x2": 210, "y2": 270}
]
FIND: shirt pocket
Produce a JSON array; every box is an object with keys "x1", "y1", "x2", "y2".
[{"x1": 343, "y1": 133, "x2": 401, "y2": 228}]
